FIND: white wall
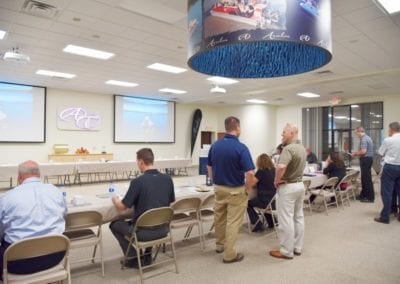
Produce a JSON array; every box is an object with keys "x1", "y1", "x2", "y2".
[
  {"x1": 216, "y1": 104, "x2": 277, "y2": 160},
  {"x1": 0, "y1": 88, "x2": 219, "y2": 164}
]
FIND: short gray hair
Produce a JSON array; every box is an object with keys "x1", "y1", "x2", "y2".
[
  {"x1": 18, "y1": 160, "x2": 40, "y2": 176},
  {"x1": 389, "y1": 121, "x2": 400, "y2": 132}
]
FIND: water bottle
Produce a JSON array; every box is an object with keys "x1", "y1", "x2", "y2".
[
  {"x1": 60, "y1": 185, "x2": 66, "y2": 199},
  {"x1": 206, "y1": 173, "x2": 212, "y2": 186},
  {"x1": 108, "y1": 182, "x2": 117, "y2": 196}
]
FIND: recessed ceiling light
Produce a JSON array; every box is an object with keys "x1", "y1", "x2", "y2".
[
  {"x1": 246, "y1": 99, "x2": 267, "y2": 104},
  {"x1": 210, "y1": 86, "x2": 226, "y2": 93},
  {"x1": 105, "y1": 80, "x2": 138, "y2": 87},
  {"x1": 0, "y1": 30, "x2": 6, "y2": 40},
  {"x1": 297, "y1": 92, "x2": 320, "y2": 98},
  {"x1": 159, "y1": 88, "x2": 187, "y2": 94},
  {"x1": 36, "y1": 69, "x2": 76, "y2": 79},
  {"x1": 63, "y1": 44, "x2": 114, "y2": 60},
  {"x1": 147, "y1": 63, "x2": 187, "y2": 74},
  {"x1": 207, "y1": 76, "x2": 239, "y2": 85},
  {"x1": 375, "y1": 0, "x2": 400, "y2": 14}
]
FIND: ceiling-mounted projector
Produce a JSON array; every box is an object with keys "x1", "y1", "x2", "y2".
[
  {"x1": 210, "y1": 85, "x2": 226, "y2": 93},
  {"x1": 3, "y1": 48, "x2": 30, "y2": 62}
]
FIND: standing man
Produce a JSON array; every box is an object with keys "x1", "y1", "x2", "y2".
[
  {"x1": 353, "y1": 126, "x2": 375, "y2": 203},
  {"x1": 270, "y1": 123, "x2": 306, "y2": 260},
  {"x1": 110, "y1": 148, "x2": 175, "y2": 268},
  {"x1": 207, "y1": 116, "x2": 255, "y2": 263},
  {"x1": 374, "y1": 122, "x2": 400, "y2": 224},
  {"x1": 0, "y1": 160, "x2": 67, "y2": 278}
]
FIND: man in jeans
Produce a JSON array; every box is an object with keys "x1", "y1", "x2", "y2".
[
  {"x1": 353, "y1": 126, "x2": 375, "y2": 203},
  {"x1": 375, "y1": 121, "x2": 400, "y2": 224},
  {"x1": 207, "y1": 116, "x2": 255, "y2": 263},
  {"x1": 270, "y1": 123, "x2": 306, "y2": 259}
]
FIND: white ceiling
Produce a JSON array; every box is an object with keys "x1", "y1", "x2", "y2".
[{"x1": 0, "y1": 0, "x2": 399, "y2": 106}]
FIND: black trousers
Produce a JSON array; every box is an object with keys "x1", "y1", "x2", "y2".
[
  {"x1": 0, "y1": 239, "x2": 65, "y2": 280},
  {"x1": 247, "y1": 198, "x2": 274, "y2": 228},
  {"x1": 360, "y1": 156, "x2": 374, "y2": 201},
  {"x1": 109, "y1": 220, "x2": 169, "y2": 263}
]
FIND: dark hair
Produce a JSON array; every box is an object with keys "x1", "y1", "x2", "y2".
[
  {"x1": 256, "y1": 153, "x2": 274, "y2": 170},
  {"x1": 389, "y1": 121, "x2": 400, "y2": 132},
  {"x1": 224, "y1": 116, "x2": 240, "y2": 132},
  {"x1": 329, "y1": 152, "x2": 345, "y2": 168},
  {"x1": 136, "y1": 148, "x2": 154, "y2": 165}
]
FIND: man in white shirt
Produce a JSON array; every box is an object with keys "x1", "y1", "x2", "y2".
[
  {"x1": 375, "y1": 122, "x2": 400, "y2": 224},
  {"x1": 0, "y1": 160, "x2": 67, "y2": 278}
]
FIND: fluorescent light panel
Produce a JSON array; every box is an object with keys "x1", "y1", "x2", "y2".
[
  {"x1": 63, "y1": 44, "x2": 114, "y2": 59},
  {"x1": 105, "y1": 80, "x2": 138, "y2": 87},
  {"x1": 246, "y1": 99, "x2": 267, "y2": 104},
  {"x1": 159, "y1": 88, "x2": 187, "y2": 94},
  {"x1": 207, "y1": 76, "x2": 239, "y2": 85},
  {"x1": 375, "y1": 0, "x2": 400, "y2": 14},
  {"x1": 147, "y1": 63, "x2": 187, "y2": 74},
  {"x1": 36, "y1": 69, "x2": 76, "y2": 79},
  {"x1": 0, "y1": 30, "x2": 6, "y2": 40},
  {"x1": 297, "y1": 92, "x2": 320, "y2": 98},
  {"x1": 351, "y1": 104, "x2": 359, "y2": 108}
]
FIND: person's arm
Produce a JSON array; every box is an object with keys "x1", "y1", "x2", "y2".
[
  {"x1": 245, "y1": 170, "x2": 255, "y2": 193},
  {"x1": 207, "y1": 165, "x2": 212, "y2": 181},
  {"x1": 112, "y1": 196, "x2": 127, "y2": 211},
  {"x1": 274, "y1": 163, "x2": 287, "y2": 190}
]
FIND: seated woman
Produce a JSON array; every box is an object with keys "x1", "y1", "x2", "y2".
[
  {"x1": 310, "y1": 151, "x2": 346, "y2": 203},
  {"x1": 247, "y1": 153, "x2": 276, "y2": 232}
]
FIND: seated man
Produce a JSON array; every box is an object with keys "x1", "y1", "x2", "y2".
[
  {"x1": 0, "y1": 160, "x2": 67, "y2": 278},
  {"x1": 306, "y1": 147, "x2": 319, "y2": 164},
  {"x1": 110, "y1": 148, "x2": 175, "y2": 268}
]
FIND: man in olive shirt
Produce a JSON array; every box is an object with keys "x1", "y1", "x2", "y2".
[{"x1": 270, "y1": 123, "x2": 306, "y2": 259}]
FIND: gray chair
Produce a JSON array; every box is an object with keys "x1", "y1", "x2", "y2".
[
  {"x1": 63, "y1": 210, "x2": 104, "y2": 277},
  {"x1": 3, "y1": 234, "x2": 71, "y2": 284},
  {"x1": 303, "y1": 179, "x2": 312, "y2": 213},
  {"x1": 310, "y1": 177, "x2": 339, "y2": 215},
  {"x1": 122, "y1": 207, "x2": 178, "y2": 284}
]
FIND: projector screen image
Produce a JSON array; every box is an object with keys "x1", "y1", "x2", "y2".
[
  {"x1": 0, "y1": 82, "x2": 46, "y2": 142},
  {"x1": 114, "y1": 95, "x2": 175, "y2": 143}
]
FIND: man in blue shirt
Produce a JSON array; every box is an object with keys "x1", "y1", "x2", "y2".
[
  {"x1": 353, "y1": 126, "x2": 375, "y2": 203},
  {"x1": 0, "y1": 160, "x2": 67, "y2": 278},
  {"x1": 207, "y1": 116, "x2": 255, "y2": 263}
]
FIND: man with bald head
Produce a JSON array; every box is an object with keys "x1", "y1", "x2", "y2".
[
  {"x1": 0, "y1": 160, "x2": 67, "y2": 278},
  {"x1": 270, "y1": 124, "x2": 306, "y2": 259}
]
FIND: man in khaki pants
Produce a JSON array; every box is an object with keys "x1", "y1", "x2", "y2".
[
  {"x1": 270, "y1": 123, "x2": 306, "y2": 259},
  {"x1": 207, "y1": 116, "x2": 255, "y2": 263}
]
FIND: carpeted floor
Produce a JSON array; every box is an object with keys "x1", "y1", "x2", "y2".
[{"x1": 69, "y1": 183, "x2": 400, "y2": 284}]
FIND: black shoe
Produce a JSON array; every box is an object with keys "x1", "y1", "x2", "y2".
[
  {"x1": 360, "y1": 198, "x2": 374, "y2": 203},
  {"x1": 120, "y1": 259, "x2": 139, "y2": 269},
  {"x1": 374, "y1": 217, "x2": 389, "y2": 224},
  {"x1": 356, "y1": 195, "x2": 364, "y2": 200},
  {"x1": 252, "y1": 225, "x2": 264, "y2": 233}
]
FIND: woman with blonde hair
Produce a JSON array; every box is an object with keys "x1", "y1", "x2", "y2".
[{"x1": 247, "y1": 153, "x2": 276, "y2": 232}]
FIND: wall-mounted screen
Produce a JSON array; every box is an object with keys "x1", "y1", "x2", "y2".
[
  {"x1": 114, "y1": 95, "x2": 175, "y2": 143},
  {"x1": 0, "y1": 82, "x2": 46, "y2": 143}
]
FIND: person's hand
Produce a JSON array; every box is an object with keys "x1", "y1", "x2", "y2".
[
  {"x1": 111, "y1": 195, "x2": 119, "y2": 204},
  {"x1": 351, "y1": 151, "x2": 357, "y2": 157}
]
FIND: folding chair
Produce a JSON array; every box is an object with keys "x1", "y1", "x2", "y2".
[
  {"x1": 310, "y1": 177, "x2": 339, "y2": 215},
  {"x1": 247, "y1": 195, "x2": 278, "y2": 237},
  {"x1": 63, "y1": 210, "x2": 104, "y2": 276},
  {"x1": 188, "y1": 194, "x2": 215, "y2": 248},
  {"x1": 303, "y1": 179, "x2": 312, "y2": 213},
  {"x1": 171, "y1": 197, "x2": 203, "y2": 249},
  {"x1": 336, "y1": 174, "x2": 353, "y2": 208},
  {"x1": 122, "y1": 207, "x2": 178, "y2": 284},
  {"x1": 347, "y1": 170, "x2": 360, "y2": 201},
  {"x1": 3, "y1": 234, "x2": 71, "y2": 284}
]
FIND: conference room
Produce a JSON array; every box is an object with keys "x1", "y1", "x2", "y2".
[{"x1": 1, "y1": 0, "x2": 400, "y2": 283}]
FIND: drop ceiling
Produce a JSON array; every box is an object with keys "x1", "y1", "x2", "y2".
[{"x1": 0, "y1": 0, "x2": 399, "y2": 106}]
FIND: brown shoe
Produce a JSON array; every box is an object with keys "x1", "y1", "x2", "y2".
[
  {"x1": 269, "y1": 250, "x2": 293, "y2": 259},
  {"x1": 223, "y1": 253, "x2": 244, "y2": 263}
]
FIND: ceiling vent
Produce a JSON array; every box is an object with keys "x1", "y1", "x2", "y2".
[{"x1": 21, "y1": 0, "x2": 60, "y2": 19}]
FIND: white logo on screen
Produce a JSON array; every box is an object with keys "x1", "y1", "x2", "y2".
[{"x1": 59, "y1": 107, "x2": 101, "y2": 130}]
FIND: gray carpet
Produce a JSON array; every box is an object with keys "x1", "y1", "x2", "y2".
[{"x1": 70, "y1": 193, "x2": 400, "y2": 284}]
